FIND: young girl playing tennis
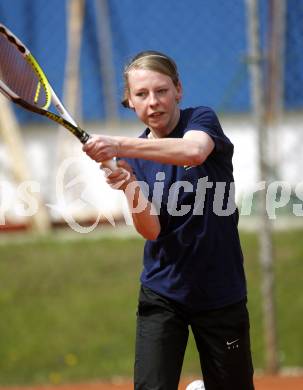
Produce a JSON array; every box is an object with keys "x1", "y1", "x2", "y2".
[{"x1": 83, "y1": 51, "x2": 254, "y2": 390}]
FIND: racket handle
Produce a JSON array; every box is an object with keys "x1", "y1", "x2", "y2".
[
  {"x1": 84, "y1": 134, "x2": 117, "y2": 171},
  {"x1": 102, "y1": 159, "x2": 117, "y2": 171}
]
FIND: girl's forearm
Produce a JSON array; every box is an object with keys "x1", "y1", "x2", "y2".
[
  {"x1": 123, "y1": 180, "x2": 160, "y2": 240},
  {"x1": 117, "y1": 137, "x2": 205, "y2": 166}
]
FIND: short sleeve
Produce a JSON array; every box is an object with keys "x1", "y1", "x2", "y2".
[{"x1": 185, "y1": 107, "x2": 233, "y2": 155}]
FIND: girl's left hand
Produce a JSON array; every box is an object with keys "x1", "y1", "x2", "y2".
[{"x1": 83, "y1": 134, "x2": 119, "y2": 163}]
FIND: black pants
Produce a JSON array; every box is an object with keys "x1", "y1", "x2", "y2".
[{"x1": 134, "y1": 286, "x2": 254, "y2": 390}]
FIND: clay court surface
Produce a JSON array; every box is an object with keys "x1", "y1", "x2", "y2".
[{"x1": 1, "y1": 376, "x2": 303, "y2": 390}]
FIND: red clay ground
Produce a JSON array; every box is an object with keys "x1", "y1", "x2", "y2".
[{"x1": 1, "y1": 376, "x2": 303, "y2": 390}]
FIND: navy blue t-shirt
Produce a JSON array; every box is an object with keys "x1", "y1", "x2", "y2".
[{"x1": 124, "y1": 106, "x2": 247, "y2": 312}]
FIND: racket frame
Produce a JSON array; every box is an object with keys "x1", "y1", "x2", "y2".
[{"x1": 0, "y1": 23, "x2": 117, "y2": 169}]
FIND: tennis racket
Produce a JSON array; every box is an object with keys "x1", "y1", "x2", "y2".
[{"x1": 0, "y1": 23, "x2": 116, "y2": 170}]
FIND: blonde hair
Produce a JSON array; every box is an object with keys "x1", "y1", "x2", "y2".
[{"x1": 121, "y1": 50, "x2": 180, "y2": 108}]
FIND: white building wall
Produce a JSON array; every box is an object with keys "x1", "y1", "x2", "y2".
[{"x1": 0, "y1": 114, "x2": 302, "y2": 228}]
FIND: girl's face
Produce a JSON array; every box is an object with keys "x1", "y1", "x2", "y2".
[{"x1": 127, "y1": 68, "x2": 182, "y2": 137}]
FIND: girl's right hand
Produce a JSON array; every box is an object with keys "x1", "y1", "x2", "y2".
[{"x1": 101, "y1": 160, "x2": 135, "y2": 191}]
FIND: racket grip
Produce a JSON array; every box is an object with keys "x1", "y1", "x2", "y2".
[
  {"x1": 102, "y1": 159, "x2": 117, "y2": 171},
  {"x1": 83, "y1": 134, "x2": 117, "y2": 171}
]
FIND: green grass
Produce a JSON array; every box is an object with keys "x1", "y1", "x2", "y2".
[{"x1": 0, "y1": 229, "x2": 302, "y2": 385}]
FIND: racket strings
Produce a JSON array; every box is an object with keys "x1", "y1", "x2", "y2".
[{"x1": 0, "y1": 31, "x2": 48, "y2": 108}]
